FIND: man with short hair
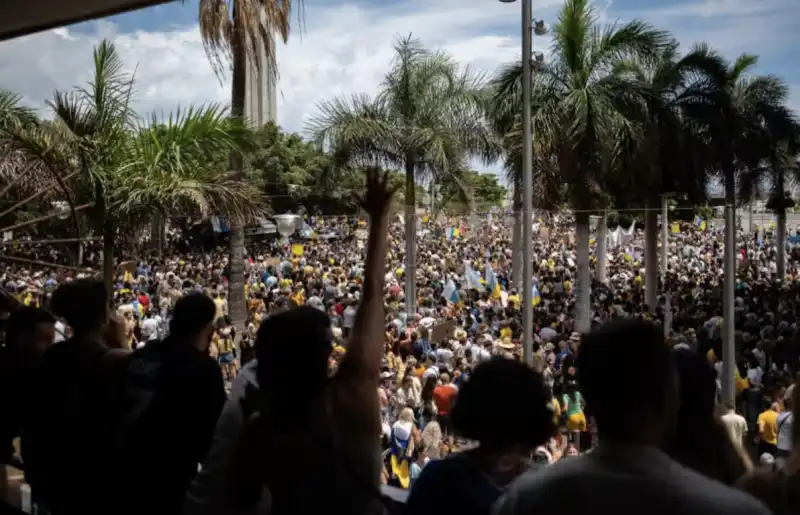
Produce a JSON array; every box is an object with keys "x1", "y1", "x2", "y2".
[{"x1": 495, "y1": 319, "x2": 770, "y2": 515}]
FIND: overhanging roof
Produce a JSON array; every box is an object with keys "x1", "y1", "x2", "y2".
[{"x1": 0, "y1": 0, "x2": 172, "y2": 42}]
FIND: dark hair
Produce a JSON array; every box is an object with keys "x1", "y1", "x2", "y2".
[
  {"x1": 451, "y1": 357, "x2": 554, "y2": 450},
  {"x1": 5, "y1": 307, "x2": 54, "y2": 351},
  {"x1": 577, "y1": 319, "x2": 673, "y2": 440},
  {"x1": 255, "y1": 306, "x2": 332, "y2": 423},
  {"x1": 50, "y1": 279, "x2": 107, "y2": 332},
  {"x1": 169, "y1": 293, "x2": 216, "y2": 339},
  {"x1": 666, "y1": 348, "x2": 747, "y2": 485}
]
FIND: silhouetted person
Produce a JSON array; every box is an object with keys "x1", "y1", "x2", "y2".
[
  {"x1": 407, "y1": 357, "x2": 554, "y2": 515},
  {"x1": 495, "y1": 319, "x2": 770, "y2": 515},
  {"x1": 666, "y1": 348, "x2": 751, "y2": 485},
  {"x1": 24, "y1": 280, "x2": 122, "y2": 515},
  {"x1": 112, "y1": 293, "x2": 225, "y2": 515},
  {"x1": 0, "y1": 307, "x2": 54, "y2": 464}
]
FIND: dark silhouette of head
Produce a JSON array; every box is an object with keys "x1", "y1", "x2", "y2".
[
  {"x1": 169, "y1": 293, "x2": 216, "y2": 350},
  {"x1": 452, "y1": 357, "x2": 554, "y2": 452},
  {"x1": 5, "y1": 306, "x2": 55, "y2": 359},
  {"x1": 255, "y1": 306, "x2": 333, "y2": 424},
  {"x1": 50, "y1": 279, "x2": 107, "y2": 335},
  {"x1": 577, "y1": 319, "x2": 677, "y2": 446}
]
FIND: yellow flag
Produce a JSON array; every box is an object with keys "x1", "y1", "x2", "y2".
[
  {"x1": 291, "y1": 244, "x2": 304, "y2": 256},
  {"x1": 671, "y1": 222, "x2": 680, "y2": 234}
]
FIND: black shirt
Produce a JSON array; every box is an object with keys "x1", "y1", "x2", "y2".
[
  {"x1": 115, "y1": 338, "x2": 225, "y2": 515},
  {"x1": 24, "y1": 337, "x2": 120, "y2": 515}
]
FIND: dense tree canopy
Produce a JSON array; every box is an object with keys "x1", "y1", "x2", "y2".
[{"x1": 437, "y1": 169, "x2": 507, "y2": 214}]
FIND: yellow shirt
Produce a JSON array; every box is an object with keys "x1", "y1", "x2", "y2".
[
  {"x1": 551, "y1": 397, "x2": 561, "y2": 426},
  {"x1": 500, "y1": 327, "x2": 512, "y2": 340},
  {"x1": 507, "y1": 295, "x2": 520, "y2": 308},
  {"x1": 757, "y1": 409, "x2": 778, "y2": 445},
  {"x1": 213, "y1": 297, "x2": 225, "y2": 320},
  {"x1": 734, "y1": 369, "x2": 748, "y2": 395}
]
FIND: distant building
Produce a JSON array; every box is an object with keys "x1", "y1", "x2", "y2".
[{"x1": 244, "y1": 34, "x2": 278, "y2": 126}]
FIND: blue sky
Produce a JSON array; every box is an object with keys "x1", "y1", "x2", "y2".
[{"x1": 0, "y1": 0, "x2": 798, "y2": 177}]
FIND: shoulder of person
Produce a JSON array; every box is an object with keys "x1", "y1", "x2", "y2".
[
  {"x1": 494, "y1": 455, "x2": 591, "y2": 512},
  {"x1": 673, "y1": 462, "x2": 772, "y2": 515}
]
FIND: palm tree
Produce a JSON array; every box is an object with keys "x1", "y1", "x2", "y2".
[
  {"x1": 198, "y1": 0, "x2": 301, "y2": 337},
  {"x1": 682, "y1": 52, "x2": 791, "y2": 403},
  {"x1": 306, "y1": 35, "x2": 498, "y2": 316},
  {"x1": 608, "y1": 42, "x2": 719, "y2": 308},
  {"x1": 5, "y1": 41, "x2": 263, "y2": 294},
  {"x1": 490, "y1": 0, "x2": 670, "y2": 331},
  {"x1": 739, "y1": 107, "x2": 800, "y2": 280}
]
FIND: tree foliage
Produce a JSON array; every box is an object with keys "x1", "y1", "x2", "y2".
[{"x1": 437, "y1": 170, "x2": 506, "y2": 214}]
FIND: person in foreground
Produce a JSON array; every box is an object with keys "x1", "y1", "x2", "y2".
[
  {"x1": 112, "y1": 293, "x2": 226, "y2": 515},
  {"x1": 226, "y1": 168, "x2": 395, "y2": 515},
  {"x1": 24, "y1": 280, "x2": 129, "y2": 515},
  {"x1": 666, "y1": 348, "x2": 751, "y2": 485},
  {"x1": 493, "y1": 319, "x2": 771, "y2": 515},
  {"x1": 406, "y1": 357, "x2": 554, "y2": 515}
]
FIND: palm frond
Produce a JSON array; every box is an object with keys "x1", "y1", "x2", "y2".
[{"x1": 198, "y1": 0, "x2": 302, "y2": 80}]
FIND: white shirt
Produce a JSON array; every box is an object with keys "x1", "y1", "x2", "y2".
[
  {"x1": 422, "y1": 365, "x2": 439, "y2": 382},
  {"x1": 54, "y1": 320, "x2": 67, "y2": 343},
  {"x1": 776, "y1": 412, "x2": 794, "y2": 452},
  {"x1": 720, "y1": 411, "x2": 748, "y2": 447},
  {"x1": 435, "y1": 347, "x2": 454, "y2": 366},
  {"x1": 141, "y1": 317, "x2": 160, "y2": 342},
  {"x1": 395, "y1": 386, "x2": 421, "y2": 410},
  {"x1": 746, "y1": 367, "x2": 763, "y2": 388}
]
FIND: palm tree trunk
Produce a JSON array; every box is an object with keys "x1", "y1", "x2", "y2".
[
  {"x1": 721, "y1": 165, "x2": 737, "y2": 405},
  {"x1": 404, "y1": 159, "x2": 417, "y2": 317},
  {"x1": 777, "y1": 208, "x2": 787, "y2": 280},
  {"x1": 575, "y1": 211, "x2": 591, "y2": 333},
  {"x1": 93, "y1": 179, "x2": 114, "y2": 300},
  {"x1": 644, "y1": 208, "x2": 658, "y2": 311},
  {"x1": 776, "y1": 171, "x2": 787, "y2": 280},
  {"x1": 512, "y1": 186, "x2": 522, "y2": 289},
  {"x1": 595, "y1": 212, "x2": 607, "y2": 283},
  {"x1": 102, "y1": 218, "x2": 115, "y2": 298},
  {"x1": 227, "y1": 6, "x2": 248, "y2": 351}
]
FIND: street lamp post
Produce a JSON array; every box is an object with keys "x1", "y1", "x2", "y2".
[{"x1": 499, "y1": 0, "x2": 546, "y2": 367}]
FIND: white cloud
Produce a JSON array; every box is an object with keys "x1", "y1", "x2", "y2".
[
  {"x1": 0, "y1": 0, "x2": 532, "y2": 131},
  {"x1": 0, "y1": 0, "x2": 796, "y2": 181}
]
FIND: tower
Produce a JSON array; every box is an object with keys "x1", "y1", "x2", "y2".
[{"x1": 244, "y1": 34, "x2": 277, "y2": 126}]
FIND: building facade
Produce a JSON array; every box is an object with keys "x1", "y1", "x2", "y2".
[{"x1": 244, "y1": 34, "x2": 278, "y2": 126}]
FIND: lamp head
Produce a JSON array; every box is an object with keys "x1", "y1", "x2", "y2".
[{"x1": 534, "y1": 20, "x2": 550, "y2": 36}]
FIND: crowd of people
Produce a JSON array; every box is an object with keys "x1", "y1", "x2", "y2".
[{"x1": 1, "y1": 169, "x2": 800, "y2": 515}]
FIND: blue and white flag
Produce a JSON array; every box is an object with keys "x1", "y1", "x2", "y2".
[
  {"x1": 464, "y1": 262, "x2": 482, "y2": 291},
  {"x1": 485, "y1": 262, "x2": 501, "y2": 298},
  {"x1": 441, "y1": 278, "x2": 460, "y2": 304},
  {"x1": 532, "y1": 284, "x2": 541, "y2": 306}
]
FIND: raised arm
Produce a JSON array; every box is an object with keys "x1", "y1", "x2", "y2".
[{"x1": 337, "y1": 168, "x2": 394, "y2": 379}]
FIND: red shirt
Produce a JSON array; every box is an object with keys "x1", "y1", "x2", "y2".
[{"x1": 432, "y1": 384, "x2": 458, "y2": 416}]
